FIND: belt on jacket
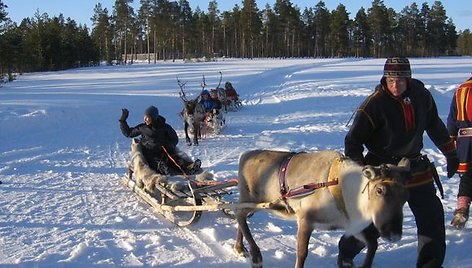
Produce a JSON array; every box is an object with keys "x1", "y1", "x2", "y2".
[
  {"x1": 407, "y1": 168, "x2": 434, "y2": 188},
  {"x1": 458, "y1": 127, "x2": 472, "y2": 137},
  {"x1": 368, "y1": 152, "x2": 435, "y2": 188}
]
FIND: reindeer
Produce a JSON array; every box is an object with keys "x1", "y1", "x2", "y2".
[
  {"x1": 178, "y1": 77, "x2": 205, "y2": 146},
  {"x1": 235, "y1": 150, "x2": 410, "y2": 268}
]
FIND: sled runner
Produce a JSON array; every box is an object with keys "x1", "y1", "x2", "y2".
[{"x1": 121, "y1": 139, "x2": 239, "y2": 226}]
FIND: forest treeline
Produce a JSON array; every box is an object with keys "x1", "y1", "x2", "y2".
[{"x1": 1, "y1": 0, "x2": 472, "y2": 81}]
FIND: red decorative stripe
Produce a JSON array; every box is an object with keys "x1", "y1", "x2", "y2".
[
  {"x1": 456, "y1": 79, "x2": 472, "y2": 121},
  {"x1": 458, "y1": 162, "x2": 472, "y2": 173},
  {"x1": 401, "y1": 98, "x2": 416, "y2": 132},
  {"x1": 407, "y1": 169, "x2": 433, "y2": 187}
]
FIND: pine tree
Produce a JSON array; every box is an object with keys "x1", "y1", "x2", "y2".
[
  {"x1": 113, "y1": 0, "x2": 134, "y2": 64},
  {"x1": 457, "y1": 30, "x2": 472, "y2": 55},
  {"x1": 352, "y1": 7, "x2": 371, "y2": 57},
  {"x1": 207, "y1": 1, "x2": 220, "y2": 58},
  {"x1": 428, "y1": 1, "x2": 447, "y2": 56},
  {"x1": 329, "y1": 4, "x2": 350, "y2": 57},
  {"x1": 367, "y1": 0, "x2": 390, "y2": 57},
  {"x1": 179, "y1": 0, "x2": 193, "y2": 60},
  {"x1": 137, "y1": 0, "x2": 152, "y2": 63},
  {"x1": 92, "y1": 4, "x2": 113, "y2": 64},
  {"x1": 261, "y1": 3, "x2": 277, "y2": 57},
  {"x1": 444, "y1": 18, "x2": 458, "y2": 55},
  {"x1": 398, "y1": 3, "x2": 423, "y2": 56},
  {"x1": 241, "y1": 0, "x2": 262, "y2": 58},
  {"x1": 312, "y1": 1, "x2": 330, "y2": 57}
]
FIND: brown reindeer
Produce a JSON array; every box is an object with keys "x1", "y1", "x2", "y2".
[
  {"x1": 178, "y1": 77, "x2": 205, "y2": 146},
  {"x1": 235, "y1": 150, "x2": 410, "y2": 268}
]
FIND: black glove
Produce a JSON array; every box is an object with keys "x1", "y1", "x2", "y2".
[
  {"x1": 120, "y1": 108, "x2": 129, "y2": 122},
  {"x1": 446, "y1": 153, "x2": 459, "y2": 178}
]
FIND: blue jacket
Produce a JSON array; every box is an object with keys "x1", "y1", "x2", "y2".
[{"x1": 200, "y1": 98, "x2": 221, "y2": 113}]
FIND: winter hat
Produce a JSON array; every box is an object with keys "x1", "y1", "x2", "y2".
[
  {"x1": 383, "y1": 57, "x2": 411, "y2": 78},
  {"x1": 201, "y1": 90, "x2": 210, "y2": 96},
  {"x1": 144, "y1": 105, "x2": 159, "y2": 120}
]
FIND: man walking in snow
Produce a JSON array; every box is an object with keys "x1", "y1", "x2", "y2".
[
  {"x1": 447, "y1": 76, "x2": 472, "y2": 229},
  {"x1": 338, "y1": 57, "x2": 459, "y2": 268}
]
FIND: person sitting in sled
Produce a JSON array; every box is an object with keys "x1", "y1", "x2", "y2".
[
  {"x1": 210, "y1": 89, "x2": 223, "y2": 112},
  {"x1": 224, "y1": 81, "x2": 239, "y2": 102},
  {"x1": 119, "y1": 105, "x2": 201, "y2": 175},
  {"x1": 200, "y1": 89, "x2": 221, "y2": 116}
]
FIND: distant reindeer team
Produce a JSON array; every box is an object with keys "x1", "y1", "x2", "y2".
[
  {"x1": 178, "y1": 72, "x2": 230, "y2": 146},
  {"x1": 178, "y1": 76, "x2": 206, "y2": 146}
]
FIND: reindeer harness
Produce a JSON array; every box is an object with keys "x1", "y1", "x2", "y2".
[{"x1": 277, "y1": 153, "x2": 348, "y2": 216}]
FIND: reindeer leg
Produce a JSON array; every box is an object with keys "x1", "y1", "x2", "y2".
[
  {"x1": 235, "y1": 210, "x2": 262, "y2": 268},
  {"x1": 295, "y1": 217, "x2": 314, "y2": 268},
  {"x1": 235, "y1": 225, "x2": 249, "y2": 257},
  {"x1": 359, "y1": 225, "x2": 379, "y2": 268},
  {"x1": 193, "y1": 122, "x2": 199, "y2": 146},
  {"x1": 184, "y1": 123, "x2": 192, "y2": 146}
]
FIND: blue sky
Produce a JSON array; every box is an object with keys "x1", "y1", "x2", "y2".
[{"x1": 4, "y1": 0, "x2": 471, "y2": 31}]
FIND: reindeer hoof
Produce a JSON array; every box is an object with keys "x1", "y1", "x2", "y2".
[
  {"x1": 252, "y1": 261, "x2": 262, "y2": 268},
  {"x1": 234, "y1": 246, "x2": 250, "y2": 258},
  {"x1": 337, "y1": 254, "x2": 354, "y2": 268}
]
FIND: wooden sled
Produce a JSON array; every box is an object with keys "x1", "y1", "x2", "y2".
[
  {"x1": 122, "y1": 168, "x2": 239, "y2": 226},
  {"x1": 122, "y1": 139, "x2": 239, "y2": 226}
]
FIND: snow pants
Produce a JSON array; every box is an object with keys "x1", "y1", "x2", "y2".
[{"x1": 458, "y1": 170, "x2": 472, "y2": 198}]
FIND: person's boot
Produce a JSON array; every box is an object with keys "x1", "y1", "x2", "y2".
[
  {"x1": 155, "y1": 160, "x2": 169, "y2": 175},
  {"x1": 451, "y1": 196, "x2": 471, "y2": 229},
  {"x1": 187, "y1": 159, "x2": 202, "y2": 175}
]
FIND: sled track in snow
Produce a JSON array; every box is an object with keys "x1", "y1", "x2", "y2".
[{"x1": 181, "y1": 226, "x2": 239, "y2": 264}]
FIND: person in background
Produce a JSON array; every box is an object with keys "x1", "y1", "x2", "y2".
[
  {"x1": 224, "y1": 81, "x2": 239, "y2": 101},
  {"x1": 119, "y1": 105, "x2": 201, "y2": 175},
  {"x1": 338, "y1": 57, "x2": 459, "y2": 268},
  {"x1": 447, "y1": 76, "x2": 472, "y2": 229},
  {"x1": 210, "y1": 89, "x2": 223, "y2": 113},
  {"x1": 199, "y1": 90, "x2": 219, "y2": 114}
]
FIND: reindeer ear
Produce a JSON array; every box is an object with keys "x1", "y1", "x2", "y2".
[
  {"x1": 362, "y1": 166, "x2": 377, "y2": 180},
  {"x1": 397, "y1": 157, "x2": 411, "y2": 170}
]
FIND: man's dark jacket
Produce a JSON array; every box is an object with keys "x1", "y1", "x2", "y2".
[
  {"x1": 345, "y1": 78, "x2": 454, "y2": 165},
  {"x1": 120, "y1": 115, "x2": 178, "y2": 158}
]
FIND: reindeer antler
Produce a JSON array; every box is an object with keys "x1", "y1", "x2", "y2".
[
  {"x1": 216, "y1": 71, "x2": 223, "y2": 89},
  {"x1": 200, "y1": 74, "x2": 207, "y2": 92},
  {"x1": 177, "y1": 76, "x2": 188, "y2": 102}
]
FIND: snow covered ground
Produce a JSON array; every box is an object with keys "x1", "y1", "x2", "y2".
[{"x1": 1, "y1": 57, "x2": 472, "y2": 267}]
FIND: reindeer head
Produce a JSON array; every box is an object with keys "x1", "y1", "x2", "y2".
[{"x1": 362, "y1": 158, "x2": 410, "y2": 242}]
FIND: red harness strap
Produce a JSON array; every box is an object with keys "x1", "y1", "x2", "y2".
[
  {"x1": 278, "y1": 153, "x2": 339, "y2": 199},
  {"x1": 283, "y1": 179, "x2": 339, "y2": 199},
  {"x1": 279, "y1": 153, "x2": 296, "y2": 196}
]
